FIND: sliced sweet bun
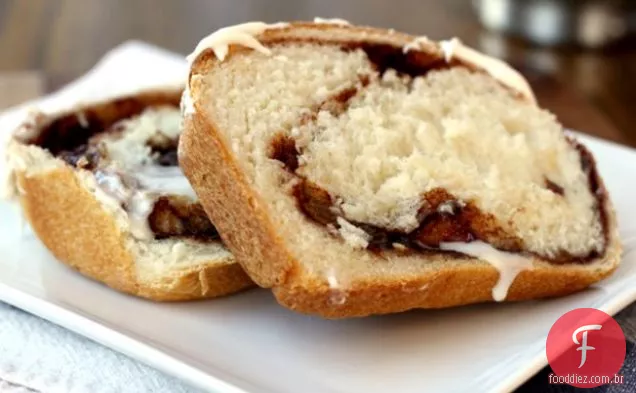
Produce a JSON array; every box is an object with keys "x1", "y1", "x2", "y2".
[
  {"x1": 6, "y1": 89, "x2": 254, "y2": 301},
  {"x1": 180, "y1": 22, "x2": 621, "y2": 317}
]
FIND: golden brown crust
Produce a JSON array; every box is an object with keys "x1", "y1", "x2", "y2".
[
  {"x1": 273, "y1": 260, "x2": 617, "y2": 318},
  {"x1": 181, "y1": 23, "x2": 622, "y2": 317},
  {"x1": 179, "y1": 113, "x2": 296, "y2": 288},
  {"x1": 12, "y1": 90, "x2": 254, "y2": 301},
  {"x1": 16, "y1": 166, "x2": 254, "y2": 301}
]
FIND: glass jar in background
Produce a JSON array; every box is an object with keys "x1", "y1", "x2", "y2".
[{"x1": 474, "y1": 0, "x2": 635, "y2": 48}]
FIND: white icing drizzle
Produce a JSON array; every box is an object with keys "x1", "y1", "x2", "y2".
[
  {"x1": 326, "y1": 268, "x2": 347, "y2": 305},
  {"x1": 135, "y1": 166, "x2": 197, "y2": 199},
  {"x1": 171, "y1": 242, "x2": 188, "y2": 264},
  {"x1": 94, "y1": 169, "x2": 133, "y2": 202},
  {"x1": 392, "y1": 242, "x2": 408, "y2": 251},
  {"x1": 327, "y1": 274, "x2": 339, "y2": 290},
  {"x1": 93, "y1": 166, "x2": 198, "y2": 241},
  {"x1": 437, "y1": 201, "x2": 458, "y2": 215},
  {"x1": 187, "y1": 22, "x2": 535, "y2": 104},
  {"x1": 2, "y1": 139, "x2": 38, "y2": 200},
  {"x1": 126, "y1": 191, "x2": 156, "y2": 239},
  {"x1": 89, "y1": 108, "x2": 200, "y2": 240},
  {"x1": 93, "y1": 169, "x2": 154, "y2": 240},
  {"x1": 439, "y1": 38, "x2": 458, "y2": 63},
  {"x1": 337, "y1": 216, "x2": 371, "y2": 249},
  {"x1": 180, "y1": 85, "x2": 195, "y2": 116},
  {"x1": 187, "y1": 21, "x2": 288, "y2": 64},
  {"x1": 12, "y1": 110, "x2": 42, "y2": 141},
  {"x1": 403, "y1": 36, "x2": 433, "y2": 54},
  {"x1": 439, "y1": 38, "x2": 536, "y2": 104},
  {"x1": 440, "y1": 241, "x2": 534, "y2": 301},
  {"x1": 76, "y1": 111, "x2": 89, "y2": 128},
  {"x1": 93, "y1": 163, "x2": 198, "y2": 240},
  {"x1": 5, "y1": 106, "x2": 197, "y2": 241},
  {"x1": 313, "y1": 17, "x2": 350, "y2": 25}
]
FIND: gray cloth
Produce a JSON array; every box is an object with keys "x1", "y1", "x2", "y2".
[{"x1": 0, "y1": 302, "x2": 199, "y2": 393}]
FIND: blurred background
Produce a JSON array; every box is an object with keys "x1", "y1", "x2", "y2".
[{"x1": 0, "y1": 0, "x2": 635, "y2": 145}]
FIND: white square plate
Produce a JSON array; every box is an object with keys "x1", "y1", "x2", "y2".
[{"x1": 0, "y1": 133, "x2": 635, "y2": 393}]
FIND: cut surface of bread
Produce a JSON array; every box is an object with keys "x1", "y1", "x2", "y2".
[
  {"x1": 180, "y1": 22, "x2": 621, "y2": 317},
  {"x1": 6, "y1": 89, "x2": 253, "y2": 301}
]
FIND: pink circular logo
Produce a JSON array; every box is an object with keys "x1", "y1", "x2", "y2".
[{"x1": 546, "y1": 308, "x2": 626, "y2": 388}]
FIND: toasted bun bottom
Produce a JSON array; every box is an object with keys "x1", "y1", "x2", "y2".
[
  {"x1": 274, "y1": 263, "x2": 617, "y2": 318},
  {"x1": 16, "y1": 166, "x2": 254, "y2": 301}
]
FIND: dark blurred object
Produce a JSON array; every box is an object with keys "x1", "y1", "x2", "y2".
[
  {"x1": 0, "y1": 0, "x2": 634, "y2": 147},
  {"x1": 474, "y1": 0, "x2": 636, "y2": 48}
]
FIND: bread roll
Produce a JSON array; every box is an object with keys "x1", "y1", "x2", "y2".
[
  {"x1": 6, "y1": 88, "x2": 253, "y2": 301},
  {"x1": 180, "y1": 22, "x2": 621, "y2": 317}
]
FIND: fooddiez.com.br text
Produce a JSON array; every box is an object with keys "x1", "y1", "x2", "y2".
[{"x1": 548, "y1": 373, "x2": 624, "y2": 386}]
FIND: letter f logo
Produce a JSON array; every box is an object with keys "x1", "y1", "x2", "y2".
[{"x1": 572, "y1": 324, "x2": 603, "y2": 368}]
